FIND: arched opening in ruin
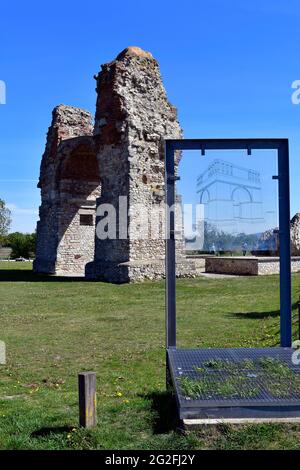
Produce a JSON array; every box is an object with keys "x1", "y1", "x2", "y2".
[{"x1": 55, "y1": 139, "x2": 101, "y2": 275}]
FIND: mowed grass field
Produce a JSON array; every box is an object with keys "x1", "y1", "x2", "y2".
[{"x1": 0, "y1": 261, "x2": 300, "y2": 450}]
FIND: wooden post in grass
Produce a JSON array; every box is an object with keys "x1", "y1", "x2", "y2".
[{"x1": 78, "y1": 372, "x2": 97, "y2": 428}]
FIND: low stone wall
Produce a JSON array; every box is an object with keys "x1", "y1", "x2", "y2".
[
  {"x1": 258, "y1": 257, "x2": 300, "y2": 275},
  {"x1": 205, "y1": 256, "x2": 300, "y2": 276},
  {"x1": 86, "y1": 257, "x2": 203, "y2": 283}
]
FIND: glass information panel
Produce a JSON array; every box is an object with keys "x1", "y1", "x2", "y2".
[
  {"x1": 177, "y1": 150, "x2": 278, "y2": 256},
  {"x1": 175, "y1": 148, "x2": 280, "y2": 348}
]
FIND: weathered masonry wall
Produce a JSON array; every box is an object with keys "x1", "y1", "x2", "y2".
[
  {"x1": 33, "y1": 105, "x2": 101, "y2": 275},
  {"x1": 86, "y1": 46, "x2": 191, "y2": 282},
  {"x1": 33, "y1": 47, "x2": 198, "y2": 281},
  {"x1": 54, "y1": 136, "x2": 101, "y2": 275},
  {"x1": 291, "y1": 213, "x2": 300, "y2": 256}
]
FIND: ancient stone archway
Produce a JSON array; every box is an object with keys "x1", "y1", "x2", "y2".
[
  {"x1": 33, "y1": 105, "x2": 101, "y2": 275},
  {"x1": 34, "y1": 47, "x2": 195, "y2": 282}
]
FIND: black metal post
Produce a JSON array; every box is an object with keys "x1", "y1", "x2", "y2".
[
  {"x1": 278, "y1": 140, "x2": 292, "y2": 347},
  {"x1": 165, "y1": 141, "x2": 176, "y2": 349}
]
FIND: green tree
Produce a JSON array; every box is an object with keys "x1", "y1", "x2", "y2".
[
  {"x1": 203, "y1": 222, "x2": 260, "y2": 252},
  {"x1": 7, "y1": 232, "x2": 36, "y2": 259},
  {"x1": 0, "y1": 199, "x2": 11, "y2": 244}
]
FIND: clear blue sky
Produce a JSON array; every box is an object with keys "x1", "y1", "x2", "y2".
[{"x1": 0, "y1": 0, "x2": 299, "y2": 232}]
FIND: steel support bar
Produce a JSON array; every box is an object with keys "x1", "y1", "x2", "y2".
[
  {"x1": 165, "y1": 142, "x2": 176, "y2": 348},
  {"x1": 166, "y1": 138, "x2": 288, "y2": 152},
  {"x1": 278, "y1": 141, "x2": 292, "y2": 347}
]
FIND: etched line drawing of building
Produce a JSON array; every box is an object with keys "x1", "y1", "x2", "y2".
[{"x1": 196, "y1": 159, "x2": 265, "y2": 234}]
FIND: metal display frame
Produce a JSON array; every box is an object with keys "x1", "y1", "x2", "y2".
[
  {"x1": 165, "y1": 138, "x2": 291, "y2": 349},
  {"x1": 164, "y1": 139, "x2": 299, "y2": 422}
]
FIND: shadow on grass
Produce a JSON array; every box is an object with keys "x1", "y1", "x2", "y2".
[
  {"x1": 143, "y1": 391, "x2": 178, "y2": 434},
  {"x1": 31, "y1": 425, "x2": 74, "y2": 437},
  {"x1": 228, "y1": 301, "x2": 299, "y2": 320},
  {"x1": 230, "y1": 310, "x2": 281, "y2": 320},
  {"x1": 0, "y1": 269, "x2": 85, "y2": 283}
]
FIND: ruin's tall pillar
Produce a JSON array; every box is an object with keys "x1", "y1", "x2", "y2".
[
  {"x1": 87, "y1": 47, "x2": 183, "y2": 282},
  {"x1": 33, "y1": 105, "x2": 96, "y2": 274}
]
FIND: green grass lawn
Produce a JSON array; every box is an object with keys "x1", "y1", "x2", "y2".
[{"x1": 0, "y1": 261, "x2": 300, "y2": 450}]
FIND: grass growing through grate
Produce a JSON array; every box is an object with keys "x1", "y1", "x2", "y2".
[{"x1": 179, "y1": 357, "x2": 300, "y2": 400}]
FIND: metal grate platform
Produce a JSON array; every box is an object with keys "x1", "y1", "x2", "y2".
[{"x1": 168, "y1": 348, "x2": 300, "y2": 420}]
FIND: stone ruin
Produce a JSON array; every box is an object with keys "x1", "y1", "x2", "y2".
[
  {"x1": 291, "y1": 213, "x2": 300, "y2": 256},
  {"x1": 255, "y1": 213, "x2": 300, "y2": 256},
  {"x1": 34, "y1": 47, "x2": 199, "y2": 282},
  {"x1": 34, "y1": 46, "x2": 300, "y2": 281}
]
